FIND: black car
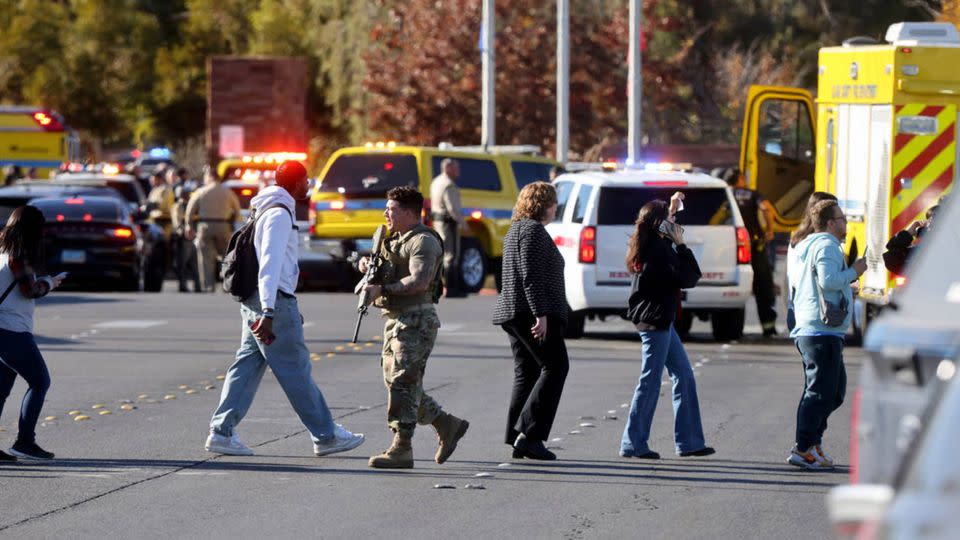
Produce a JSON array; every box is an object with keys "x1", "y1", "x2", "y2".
[{"x1": 30, "y1": 196, "x2": 149, "y2": 291}]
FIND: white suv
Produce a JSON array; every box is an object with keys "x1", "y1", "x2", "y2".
[{"x1": 546, "y1": 166, "x2": 754, "y2": 341}]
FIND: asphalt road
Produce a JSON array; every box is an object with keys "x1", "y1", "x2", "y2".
[{"x1": 0, "y1": 288, "x2": 860, "y2": 539}]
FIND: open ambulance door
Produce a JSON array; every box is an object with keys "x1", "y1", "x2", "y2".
[{"x1": 740, "y1": 86, "x2": 817, "y2": 232}]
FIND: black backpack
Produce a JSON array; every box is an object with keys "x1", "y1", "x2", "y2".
[{"x1": 221, "y1": 204, "x2": 296, "y2": 301}]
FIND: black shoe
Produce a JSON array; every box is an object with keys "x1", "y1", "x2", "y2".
[
  {"x1": 9, "y1": 441, "x2": 54, "y2": 460},
  {"x1": 679, "y1": 446, "x2": 716, "y2": 457},
  {"x1": 512, "y1": 447, "x2": 524, "y2": 459},
  {"x1": 0, "y1": 450, "x2": 16, "y2": 462},
  {"x1": 762, "y1": 328, "x2": 778, "y2": 338},
  {"x1": 513, "y1": 434, "x2": 556, "y2": 461},
  {"x1": 621, "y1": 450, "x2": 660, "y2": 459}
]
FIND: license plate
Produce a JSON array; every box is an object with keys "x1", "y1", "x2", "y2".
[{"x1": 61, "y1": 249, "x2": 86, "y2": 264}]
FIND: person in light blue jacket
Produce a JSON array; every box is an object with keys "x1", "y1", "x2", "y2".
[{"x1": 786, "y1": 199, "x2": 866, "y2": 470}]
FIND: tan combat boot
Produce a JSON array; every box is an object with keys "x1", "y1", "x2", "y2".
[
  {"x1": 431, "y1": 412, "x2": 470, "y2": 464},
  {"x1": 368, "y1": 431, "x2": 414, "y2": 469}
]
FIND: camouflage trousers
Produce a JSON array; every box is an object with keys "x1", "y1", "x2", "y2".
[{"x1": 381, "y1": 307, "x2": 444, "y2": 437}]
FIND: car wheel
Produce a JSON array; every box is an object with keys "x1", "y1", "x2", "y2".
[
  {"x1": 458, "y1": 238, "x2": 488, "y2": 293},
  {"x1": 711, "y1": 308, "x2": 745, "y2": 341},
  {"x1": 565, "y1": 308, "x2": 586, "y2": 339}
]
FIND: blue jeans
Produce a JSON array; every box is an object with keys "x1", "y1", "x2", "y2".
[
  {"x1": 209, "y1": 294, "x2": 337, "y2": 443},
  {"x1": 0, "y1": 329, "x2": 51, "y2": 444},
  {"x1": 794, "y1": 335, "x2": 846, "y2": 450},
  {"x1": 620, "y1": 325, "x2": 707, "y2": 455}
]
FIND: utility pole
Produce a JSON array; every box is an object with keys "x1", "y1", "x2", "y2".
[
  {"x1": 556, "y1": 0, "x2": 570, "y2": 164},
  {"x1": 628, "y1": 0, "x2": 642, "y2": 165},
  {"x1": 481, "y1": 0, "x2": 495, "y2": 148}
]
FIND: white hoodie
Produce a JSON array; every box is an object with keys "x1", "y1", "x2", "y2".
[{"x1": 250, "y1": 186, "x2": 298, "y2": 310}]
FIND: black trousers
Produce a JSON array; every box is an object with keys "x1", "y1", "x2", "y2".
[
  {"x1": 751, "y1": 243, "x2": 777, "y2": 328},
  {"x1": 502, "y1": 315, "x2": 569, "y2": 444}
]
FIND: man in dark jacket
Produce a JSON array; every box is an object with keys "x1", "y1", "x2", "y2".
[{"x1": 883, "y1": 201, "x2": 939, "y2": 276}]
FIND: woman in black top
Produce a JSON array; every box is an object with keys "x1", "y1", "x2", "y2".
[
  {"x1": 493, "y1": 182, "x2": 568, "y2": 460},
  {"x1": 620, "y1": 197, "x2": 714, "y2": 460}
]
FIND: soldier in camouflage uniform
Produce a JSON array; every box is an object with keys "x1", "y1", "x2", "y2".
[{"x1": 359, "y1": 186, "x2": 470, "y2": 469}]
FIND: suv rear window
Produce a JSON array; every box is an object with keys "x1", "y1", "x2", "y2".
[
  {"x1": 431, "y1": 157, "x2": 501, "y2": 191},
  {"x1": 319, "y1": 154, "x2": 418, "y2": 197},
  {"x1": 31, "y1": 198, "x2": 123, "y2": 221},
  {"x1": 597, "y1": 187, "x2": 733, "y2": 226},
  {"x1": 511, "y1": 161, "x2": 554, "y2": 190}
]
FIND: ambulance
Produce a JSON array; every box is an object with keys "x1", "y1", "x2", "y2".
[
  {"x1": 739, "y1": 22, "x2": 960, "y2": 334},
  {"x1": 0, "y1": 106, "x2": 81, "y2": 179}
]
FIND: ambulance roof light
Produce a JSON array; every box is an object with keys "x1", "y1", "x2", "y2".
[{"x1": 885, "y1": 23, "x2": 960, "y2": 46}]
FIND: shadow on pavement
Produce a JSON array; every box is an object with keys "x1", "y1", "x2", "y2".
[
  {"x1": 0, "y1": 455, "x2": 846, "y2": 491},
  {"x1": 37, "y1": 294, "x2": 128, "y2": 306}
]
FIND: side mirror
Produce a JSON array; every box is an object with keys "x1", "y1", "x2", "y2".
[{"x1": 827, "y1": 484, "x2": 894, "y2": 540}]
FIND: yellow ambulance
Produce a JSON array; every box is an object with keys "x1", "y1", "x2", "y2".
[
  {"x1": 309, "y1": 143, "x2": 558, "y2": 292},
  {"x1": 739, "y1": 22, "x2": 960, "y2": 329},
  {"x1": 0, "y1": 106, "x2": 80, "y2": 179}
]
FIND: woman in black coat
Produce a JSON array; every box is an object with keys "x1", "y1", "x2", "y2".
[
  {"x1": 620, "y1": 197, "x2": 714, "y2": 460},
  {"x1": 493, "y1": 181, "x2": 568, "y2": 460}
]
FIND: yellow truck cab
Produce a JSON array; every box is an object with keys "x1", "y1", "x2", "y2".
[
  {"x1": 0, "y1": 106, "x2": 80, "y2": 179},
  {"x1": 309, "y1": 143, "x2": 558, "y2": 292},
  {"x1": 740, "y1": 22, "x2": 960, "y2": 334}
]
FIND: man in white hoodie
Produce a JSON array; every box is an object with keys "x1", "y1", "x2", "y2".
[
  {"x1": 205, "y1": 160, "x2": 364, "y2": 457},
  {"x1": 787, "y1": 199, "x2": 866, "y2": 470}
]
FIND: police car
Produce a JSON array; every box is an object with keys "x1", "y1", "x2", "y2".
[{"x1": 546, "y1": 163, "x2": 754, "y2": 341}]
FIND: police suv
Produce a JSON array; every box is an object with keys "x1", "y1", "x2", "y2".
[{"x1": 546, "y1": 163, "x2": 754, "y2": 341}]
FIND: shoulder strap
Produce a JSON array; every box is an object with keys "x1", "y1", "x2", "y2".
[
  {"x1": 254, "y1": 204, "x2": 297, "y2": 230},
  {"x1": 0, "y1": 279, "x2": 17, "y2": 306}
]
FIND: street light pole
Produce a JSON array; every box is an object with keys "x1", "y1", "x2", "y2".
[
  {"x1": 481, "y1": 0, "x2": 495, "y2": 148},
  {"x1": 628, "y1": 0, "x2": 642, "y2": 165},
  {"x1": 556, "y1": 0, "x2": 570, "y2": 164}
]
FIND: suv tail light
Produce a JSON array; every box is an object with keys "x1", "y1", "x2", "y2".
[
  {"x1": 736, "y1": 227, "x2": 751, "y2": 264},
  {"x1": 579, "y1": 226, "x2": 597, "y2": 264}
]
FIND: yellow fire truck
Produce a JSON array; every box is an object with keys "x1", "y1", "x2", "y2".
[{"x1": 739, "y1": 22, "x2": 960, "y2": 331}]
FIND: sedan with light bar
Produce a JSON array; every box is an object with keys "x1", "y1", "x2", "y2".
[
  {"x1": 547, "y1": 165, "x2": 754, "y2": 340},
  {"x1": 30, "y1": 196, "x2": 147, "y2": 291}
]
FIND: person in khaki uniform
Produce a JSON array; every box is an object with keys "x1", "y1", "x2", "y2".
[
  {"x1": 429, "y1": 158, "x2": 467, "y2": 297},
  {"x1": 145, "y1": 173, "x2": 175, "y2": 238},
  {"x1": 184, "y1": 166, "x2": 241, "y2": 292},
  {"x1": 358, "y1": 186, "x2": 469, "y2": 469}
]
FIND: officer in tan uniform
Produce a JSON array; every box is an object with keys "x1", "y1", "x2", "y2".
[
  {"x1": 359, "y1": 186, "x2": 470, "y2": 469},
  {"x1": 144, "y1": 173, "x2": 175, "y2": 238},
  {"x1": 429, "y1": 158, "x2": 466, "y2": 297},
  {"x1": 184, "y1": 166, "x2": 241, "y2": 292}
]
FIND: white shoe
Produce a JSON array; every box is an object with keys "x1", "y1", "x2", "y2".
[
  {"x1": 814, "y1": 445, "x2": 834, "y2": 467},
  {"x1": 314, "y1": 424, "x2": 365, "y2": 456},
  {"x1": 205, "y1": 431, "x2": 254, "y2": 456},
  {"x1": 787, "y1": 445, "x2": 832, "y2": 470}
]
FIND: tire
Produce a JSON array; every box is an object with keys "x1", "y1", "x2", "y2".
[
  {"x1": 711, "y1": 308, "x2": 745, "y2": 341},
  {"x1": 565, "y1": 308, "x2": 586, "y2": 339},
  {"x1": 458, "y1": 238, "x2": 488, "y2": 293}
]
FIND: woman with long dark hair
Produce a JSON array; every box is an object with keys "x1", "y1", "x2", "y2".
[
  {"x1": 0, "y1": 205, "x2": 65, "y2": 461},
  {"x1": 620, "y1": 197, "x2": 714, "y2": 459},
  {"x1": 786, "y1": 192, "x2": 838, "y2": 331},
  {"x1": 493, "y1": 182, "x2": 569, "y2": 460}
]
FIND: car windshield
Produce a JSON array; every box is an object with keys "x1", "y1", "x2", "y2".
[
  {"x1": 31, "y1": 198, "x2": 123, "y2": 222},
  {"x1": 318, "y1": 154, "x2": 418, "y2": 197},
  {"x1": 104, "y1": 180, "x2": 141, "y2": 204},
  {"x1": 596, "y1": 186, "x2": 733, "y2": 226}
]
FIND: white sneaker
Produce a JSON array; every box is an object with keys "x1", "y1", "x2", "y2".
[
  {"x1": 787, "y1": 445, "x2": 832, "y2": 470},
  {"x1": 205, "y1": 431, "x2": 254, "y2": 456},
  {"x1": 815, "y1": 445, "x2": 835, "y2": 467},
  {"x1": 313, "y1": 424, "x2": 365, "y2": 456}
]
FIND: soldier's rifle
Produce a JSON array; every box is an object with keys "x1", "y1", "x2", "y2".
[{"x1": 351, "y1": 224, "x2": 387, "y2": 343}]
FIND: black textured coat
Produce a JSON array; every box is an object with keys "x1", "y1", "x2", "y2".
[
  {"x1": 626, "y1": 236, "x2": 701, "y2": 330},
  {"x1": 493, "y1": 219, "x2": 568, "y2": 325}
]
